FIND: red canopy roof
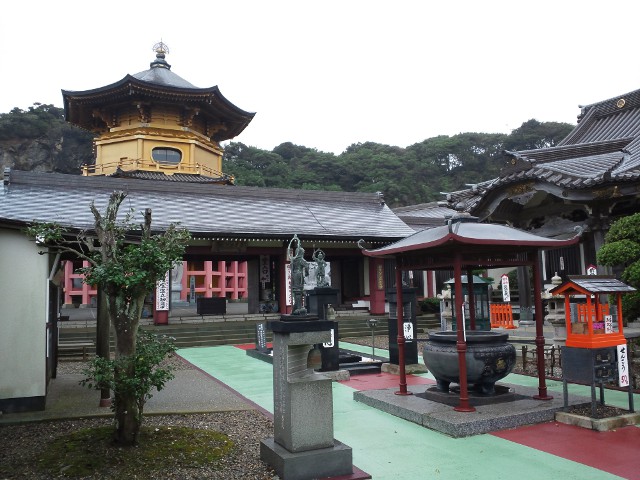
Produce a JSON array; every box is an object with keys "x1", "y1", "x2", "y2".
[{"x1": 362, "y1": 215, "x2": 581, "y2": 270}]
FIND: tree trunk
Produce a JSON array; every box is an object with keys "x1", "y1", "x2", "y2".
[
  {"x1": 96, "y1": 289, "x2": 111, "y2": 407},
  {"x1": 110, "y1": 294, "x2": 145, "y2": 446}
]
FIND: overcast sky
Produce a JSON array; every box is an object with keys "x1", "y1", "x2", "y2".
[{"x1": 3, "y1": 1, "x2": 639, "y2": 154}]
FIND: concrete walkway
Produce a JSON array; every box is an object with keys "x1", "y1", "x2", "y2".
[
  {"x1": 0, "y1": 365, "x2": 252, "y2": 424},
  {"x1": 2, "y1": 342, "x2": 639, "y2": 479},
  {"x1": 179, "y1": 343, "x2": 640, "y2": 480}
]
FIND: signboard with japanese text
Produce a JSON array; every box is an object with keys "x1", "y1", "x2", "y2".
[
  {"x1": 604, "y1": 315, "x2": 614, "y2": 334},
  {"x1": 586, "y1": 264, "x2": 597, "y2": 275},
  {"x1": 501, "y1": 274, "x2": 510, "y2": 302},
  {"x1": 376, "y1": 264, "x2": 384, "y2": 290},
  {"x1": 403, "y1": 321, "x2": 414, "y2": 341},
  {"x1": 617, "y1": 343, "x2": 630, "y2": 387},
  {"x1": 260, "y1": 255, "x2": 270, "y2": 283},
  {"x1": 285, "y1": 263, "x2": 292, "y2": 306},
  {"x1": 155, "y1": 270, "x2": 170, "y2": 311}
]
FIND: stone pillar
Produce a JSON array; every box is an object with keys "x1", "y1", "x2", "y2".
[
  {"x1": 387, "y1": 287, "x2": 418, "y2": 365},
  {"x1": 261, "y1": 317, "x2": 353, "y2": 480}
]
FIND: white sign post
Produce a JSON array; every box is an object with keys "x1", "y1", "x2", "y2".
[
  {"x1": 501, "y1": 274, "x2": 510, "y2": 302},
  {"x1": 617, "y1": 343, "x2": 630, "y2": 387},
  {"x1": 403, "y1": 321, "x2": 414, "y2": 340}
]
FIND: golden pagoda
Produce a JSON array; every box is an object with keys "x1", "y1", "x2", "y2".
[{"x1": 62, "y1": 42, "x2": 254, "y2": 184}]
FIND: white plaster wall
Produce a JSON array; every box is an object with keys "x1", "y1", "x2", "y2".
[{"x1": 0, "y1": 228, "x2": 47, "y2": 402}]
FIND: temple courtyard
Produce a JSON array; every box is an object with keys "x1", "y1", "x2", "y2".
[{"x1": 1, "y1": 339, "x2": 639, "y2": 480}]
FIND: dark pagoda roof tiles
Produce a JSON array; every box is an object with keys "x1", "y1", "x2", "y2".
[
  {"x1": 107, "y1": 170, "x2": 233, "y2": 184},
  {"x1": 132, "y1": 66, "x2": 197, "y2": 89}
]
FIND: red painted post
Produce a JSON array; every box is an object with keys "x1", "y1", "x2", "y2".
[
  {"x1": 466, "y1": 268, "x2": 476, "y2": 331},
  {"x1": 532, "y1": 255, "x2": 552, "y2": 400},
  {"x1": 454, "y1": 254, "x2": 475, "y2": 412},
  {"x1": 395, "y1": 265, "x2": 412, "y2": 396},
  {"x1": 368, "y1": 258, "x2": 386, "y2": 315}
]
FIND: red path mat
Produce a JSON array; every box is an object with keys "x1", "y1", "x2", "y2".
[
  {"x1": 492, "y1": 422, "x2": 640, "y2": 479},
  {"x1": 235, "y1": 343, "x2": 272, "y2": 350},
  {"x1": 339, "y1": 372, "x2": 434, "y2": 391}
]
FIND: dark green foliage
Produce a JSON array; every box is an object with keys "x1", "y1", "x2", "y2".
[
  {"x1": 503, "y1": 119, "x2": 573, "y2": 151},
  {"x1": 223, "y1": 119, "x2": 574, "y2": 207},
  {"x1": 80, "y1": 331, "x2": 177, "y2": 420},
  {"x1": 27, "y1": 192, "x2": 191, "y2": 445},
  {"x1": 4, "y1": 103, "x2": 573, "y2": 207},
  {"x1": 419, "y1": 297, "x2": 440, "y2": 313},
  {"x1": 597, "y1": 213, "x2": 640, "y2": 320},
  {"x1": 0, "y1": 103, "x2": 94, "y2": 173}
]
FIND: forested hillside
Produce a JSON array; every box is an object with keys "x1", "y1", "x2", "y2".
[
  {"x1": 0, "y1": 104, "x2": 93, "y2": 173},
  {"x1": 0, "y1": 104, "x2": 572, "y2": 207},
  {"x1": 223, "y1": 119, "x2": 573, "y2": 206}
]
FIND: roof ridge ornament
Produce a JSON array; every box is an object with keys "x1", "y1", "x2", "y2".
[{"x1": 150, "y1": 41, "x2": 171, "y2": 70}]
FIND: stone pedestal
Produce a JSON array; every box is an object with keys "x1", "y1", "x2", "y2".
[
  {"x1": 261, "y1": 316, "x2": 353, "y2": 480},
  {"x1": 545, "y1": 296, "x2": 567, "y2": 345},
  {"x1": 306, "y1": 287, "x2": 339, "y2": 320}
]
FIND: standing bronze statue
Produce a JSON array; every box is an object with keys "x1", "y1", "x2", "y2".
[
  {"x1": 287, "y1": 234, "x2": 310, "y2": 315},
  {"x1": 312, "y1": 249, "x2": 329, "y2": 287}
]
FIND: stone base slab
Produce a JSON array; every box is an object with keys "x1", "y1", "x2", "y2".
[
  {"x1": 260, "y1": 437, "x2": 353, "y2": 480},
  {"x1": 555, "y1": 411, "x2": 640, "y2": 431},
  {"x1": 381, "y1": 362, "x2": 429, "y2": 375},
  {"x1": 354, "y1": 382, "x2": 589, "y2": 438}
]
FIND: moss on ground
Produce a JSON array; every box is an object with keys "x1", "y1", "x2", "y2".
[{"x1": 35, "y1": 425, "x2": 233, "y2": 479}]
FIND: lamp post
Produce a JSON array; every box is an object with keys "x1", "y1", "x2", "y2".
[{"x1": 366, "y1": 318, "x2": 378, "y2": 358}]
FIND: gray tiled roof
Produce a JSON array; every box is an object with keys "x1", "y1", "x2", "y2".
[
  {"x1": 392, "y1": 202, "x2": 458, "y2": 231},
  {"x1": 132, "y1": 65, "x2": 197, "y2": 89},
  {"x1": 0, "y1": 170, "x2": 413, "y2": 242},
  {"x1": 440, "y1": 87, "x2": 640, "y2": 213},
  {"x1": 550, "y1": 276, "x2": 636, "y2": 294}
]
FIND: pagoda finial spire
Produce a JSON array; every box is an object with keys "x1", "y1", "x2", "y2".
[{"x1": 150, "y1": 41, "x2": 171, "y2": 70}]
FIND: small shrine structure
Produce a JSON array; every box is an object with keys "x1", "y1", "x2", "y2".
[
  {"x1": 550, "y1": 275, "x2": 633, "y2": 349},
  {"x1": 362, "y1": 213, "x2": 580, "y2": 411},
  {"x1": 549, "y1": 275, "x2": 635, "y2": 415}
]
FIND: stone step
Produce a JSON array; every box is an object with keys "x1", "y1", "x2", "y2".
[{"x1": 341, "y1": 362, "x2": 383, "y2": 375}]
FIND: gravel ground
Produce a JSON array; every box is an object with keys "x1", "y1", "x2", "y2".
[{"x1": 0, "y1": 358, "x2": 278, "y2": 480}]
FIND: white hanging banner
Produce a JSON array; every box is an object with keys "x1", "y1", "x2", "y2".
[
  {"x1": 155, "y1": 270, "x2": 170, "y2": 311},
  {"x1": 285, "y1": 263, "x2": 292, "y2": 306},
  {"x1": 501, "y1": 274, "x2": 510, "y2": 302}
]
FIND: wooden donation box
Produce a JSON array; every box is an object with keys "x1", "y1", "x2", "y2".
[{"x1": 550, "y1": 276, "x2": 635, "y2": 414}]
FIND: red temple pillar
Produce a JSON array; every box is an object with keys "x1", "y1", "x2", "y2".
[
  {"x1": 454, "y1": 253, "x2": 475, "y2": 412},
  {"x1": 532, "y1": 254, "x2": 552, "y2": 400},
  {"x1": 394, "y1": 265, "x2": 411, "y2": 396},
  {"x1": 368, "y1": 257, "x2": 386, "y2": 315}
]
